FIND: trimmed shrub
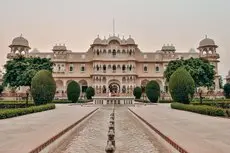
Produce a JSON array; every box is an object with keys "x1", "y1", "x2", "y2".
[
  {"x1": 171, "y1": 103, "x2": 226, "y2": 117},
  {"x1": 133, "y1": 86, "x2": 142, "y2": 99},
  {"x1": 145, "y1": 80, "x2": 160, "y2": 103},
  {"x1": 169, "y1": 67, "x2": 195, "y2": 104},
  {"x1": 224, "y1": 83, "x2": 230, "y2": 99},
  {"x1": 86, "y1": 86, "x2": 95, "y2": 99},
  {"x1": 67, "y1": 81, "x2": 80, "y2": 103},
  {"x1": 31, "y1": 70, "x2": 56, "y2": 105},
  {"x1": 0, "y1": 104, "x2": 55, "y2": 119}
]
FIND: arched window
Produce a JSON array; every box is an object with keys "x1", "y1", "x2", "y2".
[
  {"x1": 96, "y1": 65, "x2": 99, "y2": 71},
  {"x1": 112, "y1": 49, "x2": 116, "y2": 56},
  {"x1": 97, "y1": 50, "x2": 99, "y2": 55},
  {"x1": 112, "y1": 65, "x2": 116, "y2": 72},
  {"x1": 103, "y1": 65, "x2": 106, "y2": 72},
  {"x1": 122, "y1": 86, "x2": 126, "y2": 93},
  {"x1": 103, "y1": 85, "x2": 106, "y2": 93},
  {"x1": 129, "y1": 50, "x2": 132, "y2": 56},
  {"x1": 129, "y1": 65, "x2": 132, "y2": 71},
  {"x1": 144, "y1": 65, "x2": 148, "y2": 72},
  {"x1": 81, "y1": 64, "x2": 85, "y2": 72},
  {"x1": 69, "y1": 65, "x2": 73, "y2": 72},
  {"x1": 156, "y1": 66, "x2": 159, "y2": 72},
  {"x1": 122, "y1": 65, "x2": 126, "y2": 72}
]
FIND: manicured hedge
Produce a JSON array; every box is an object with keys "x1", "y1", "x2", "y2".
[
  {"x1": 0, "y1": 103, "x2": 35, "y2": 109},
  {"x1": 191, "y1": 101, "x2": 230, "y2": 109},
  {"x1": 0, "y1": 104, "x2": 55, "y2": 119},
  {"x1": 171, "y1": 103, "x2": 226, "y2": 117}
]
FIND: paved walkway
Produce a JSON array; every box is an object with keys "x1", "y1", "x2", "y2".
[
  {"x1": 129, "y1": 104, "x2": 230, "y2": 153},
  {"x1": 0, "y1": 104, "x2": 98, "y2": 153}
]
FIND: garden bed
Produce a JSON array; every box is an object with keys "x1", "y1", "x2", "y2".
[
  {"x1": 171, "y1": 103, "x2": 229, "y2": 117},
  {"x1": 0, "y1": 104, "x2": 55, "y2": 119}
]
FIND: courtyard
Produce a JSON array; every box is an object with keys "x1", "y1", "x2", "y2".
[{"x1": 0, "y1": 103, "x2": 229, "y2": 153}]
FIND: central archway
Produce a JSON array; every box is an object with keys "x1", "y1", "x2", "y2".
[
  {"x1": 109, "y1": 83, "x2": 120, "y2": 93},
  {"x1": 108, "y1": 79, "x2": 121, "y2": 95}
]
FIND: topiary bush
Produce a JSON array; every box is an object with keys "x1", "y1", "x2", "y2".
[
  {"x1": 31, "y1": 70, "x2": 56, "y2": 105},
  {"x1": 224, "y1": 83, "x2": 230, "y2": 99},
  {"x1": 145, "y1": 80, "x2": 160, "y2": 103},
  {"x1": 169, "y1": 67, "x2": 195, "y2": 104},
  {"x1": 67, "y1": 81, "x2": 80, "y2": 103},
  {"x1": 86, "y1": 86, "x2": 95, "y2": 99},
  {"x1": 133, "y1": 86, "x2": 142, "y2": 99}
]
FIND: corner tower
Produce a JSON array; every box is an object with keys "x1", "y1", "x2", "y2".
[
  {"x1": 197, "y1": 36, "x2": 220, "y2": 90},
  {"x1": 7, "y1": 35, "x2": 31, "y2": 59}
]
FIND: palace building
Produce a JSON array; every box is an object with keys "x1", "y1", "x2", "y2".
[{"x1": 6, "y1": 34, "x2": 220, "y2": 98}]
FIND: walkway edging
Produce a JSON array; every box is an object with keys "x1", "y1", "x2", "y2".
[
  {"x1": 128, "y1": 108, "x2": 189, "y2": 153},
  {"x1": 29, "y1": 107, "x2": 99, "y2": 153}
]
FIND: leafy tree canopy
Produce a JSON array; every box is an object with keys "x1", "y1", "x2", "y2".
[
  {"x1": 3, "y1": 56, "x2": 53, "y2": 88},
  {"x1": 223, "y1": 83, "x2": 230, "y2": 99},
  {"x1": 164, "y1": 58, "x2": 215, "y2": 87}
]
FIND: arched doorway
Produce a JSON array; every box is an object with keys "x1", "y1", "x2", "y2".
[
  {"x1": 109, "y1": 83, "x2": 120, "y2": 94},
  {"x1": 79, "y1": 80, "x2": 88, "y2": 93},
  {"x1": 108, "y1": 79, "x2": 121, "y2": 95}
]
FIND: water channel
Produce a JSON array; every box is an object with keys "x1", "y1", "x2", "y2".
[{"x1": 50, "y1": 106, "x2": 170, "y2": 153}]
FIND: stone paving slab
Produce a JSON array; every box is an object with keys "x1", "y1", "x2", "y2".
[
  {"x1": 0, "y1": 104, "x2": 98, "y2": 153},
  {"x1": 129, "y1": 104, "x2": 230, "y2": 153}
]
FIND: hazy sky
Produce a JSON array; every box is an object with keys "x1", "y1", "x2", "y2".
[{"x1": 1, "y1": 0, "x2": 230, "y2": 78}]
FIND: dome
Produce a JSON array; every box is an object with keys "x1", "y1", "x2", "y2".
[
  {"x1": 126, "y1": 37, "x2": 135, "y2": 44},
  {"x1": 161, "y1": 44, "x2": 176, "y2": 51},
  {"x1": 107, "y1": 36, "x2": 121, "y2": 44},
  {"x1": 53, "y1": 45, "x2": 67, "y2": 51},
  {"x1": 30, "y1": 48, "x2": 40, "y2": 53},
  {"x1": 10, "y1": 35, "x2": 30, "y2": 48},
  {"x1": 199, "y1": 37, "x2": 216, "y2": 48},
  {"x1": 101, "y1": 37, "x2": 107, "y2": 44},
  {"x1": 93, "y1": 37, "x2": 102, "y2": 44},
  {"x1": 189, "y1": 48, "x2": 196, "y2": 53}
]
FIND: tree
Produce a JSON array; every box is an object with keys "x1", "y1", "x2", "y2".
[
  {"x1": 169, "y1": 67, "x2": 195, "y2": 104},
  {"x1": 133, "y1": 86, "x2": 142, "y2": 99},
  {"x1": 67, "y1": 81, "x2": 80, "y2": 103},
  {"x1": 223, "y1": 83, "x2": 230, "y2": 99},
  {"x1": 145, "y1": 80, "x2": 160, "y2": 103},
  {"x1": 31, "y1": 70, "x2": 56, "y2": 105},
  {"x1": 86, "y1": 86, "x2": 95, "y2": 99},
  {"x1": 3, "y1": 56, "x2": 53, "y2": 88},
  {"x1": 164, "y1": 58, "x2": 215, "y2": 87},
  {"x1": 0, "y1": 85, "x2": 4, "y2": 95}
]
